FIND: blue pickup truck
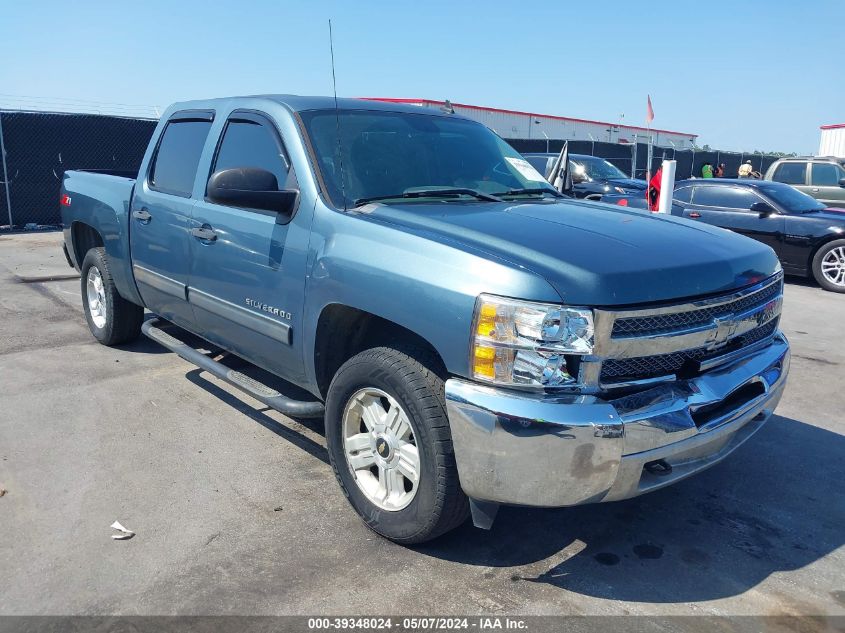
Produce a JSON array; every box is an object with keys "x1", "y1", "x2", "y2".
[{"x1": 61, "y1": 95, "x2": 790, "y2": 544}]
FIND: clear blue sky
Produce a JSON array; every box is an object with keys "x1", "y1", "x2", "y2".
[{"x1": 1, "y1": 0, "x2": 842, "y2": 154}]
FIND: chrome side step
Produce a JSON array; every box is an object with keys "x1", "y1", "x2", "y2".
[{"x1": 141, "y1": 318, "x2": 325, "y2": 419}]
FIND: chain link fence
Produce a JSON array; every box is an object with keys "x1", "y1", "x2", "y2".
[
  {"x1": 506, "y1": 138, "x2": 781, "y2": 184},
  {"x1": 0, "y1": 111, "x2": 157, "y2": 230}
]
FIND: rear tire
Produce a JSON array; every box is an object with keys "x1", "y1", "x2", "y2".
[
  {"x1": 80, "y1": 247, "x2": 144, "y2": 345},
  {"x1": 812, "y1": 239, "x2": 845, "y2": 293},
  {"x1": 325, "y1": 346, "x2": 469, "y2": 544}
]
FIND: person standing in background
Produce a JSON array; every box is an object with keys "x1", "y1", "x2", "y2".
[
  {"x1": 714, "y1": 163, "x2": 725, "y2": 177},
  {"x1": 738, "y1": 160, "x2": 753, "y2": 178},
  {"x1": 701, "y1": 162, "x2": 714, "y2": 178}
]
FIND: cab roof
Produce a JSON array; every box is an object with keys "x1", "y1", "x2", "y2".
[{"x1": 170, "y1": 94, "x2": 460, "y2": 118}]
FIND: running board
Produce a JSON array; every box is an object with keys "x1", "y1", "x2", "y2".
[{"x1": 141, "y1": 318, "x2": 325, "y2": 419}]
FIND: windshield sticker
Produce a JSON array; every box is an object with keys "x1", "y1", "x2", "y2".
[{"x1": 505, "y1": 157, "x2": 547, "y2": 182}]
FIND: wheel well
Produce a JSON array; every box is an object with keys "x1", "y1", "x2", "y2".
[
  {"x1": 808, "y1": 235, "x2": 845, "y2": 274},
  {"x1": 71, "y1": 222, "x2": 104, "y2": 266},
  {"x1": 314, "y1": 304, "x2": 446, "y2": 399}
]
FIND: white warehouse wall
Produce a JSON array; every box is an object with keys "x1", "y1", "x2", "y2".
[
  {"x1": 819, "y1": 126, "x2": 845, "y2": 157},
  {"x1": 364, "y1": 98, "x2": 698, "y2": 149}
]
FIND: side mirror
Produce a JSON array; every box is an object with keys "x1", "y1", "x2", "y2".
[
  {"x1": 207, "y1": 167, "x2": 298, "y2": 216},
  {"x1": 750, "y1": 201, "x2": 776, "y2": 218},
  {"x1": 839, "y1": 178, "x2": 845, "y2": 188}
]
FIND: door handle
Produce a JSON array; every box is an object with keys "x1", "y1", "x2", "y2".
[
  {"x1": 190, "y1": 226, "x2": 217, "y2": 242},
  {"x1": 688, "y1": 212, "x2": 701, "y2": 219},
  {"x1": 811, "y1": 188, "x2": 819, "y2": 192},
  {"x1": 132, "y1": 208, "x2": 152, "y2": 222}
]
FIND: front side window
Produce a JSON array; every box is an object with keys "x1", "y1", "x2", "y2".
[
  {"x1": 692, "y1": 186, "x2": 759, "y2": 210},
  {"x1": 212, "y1": 118, "x2": 293, "y2": 189},
  {"x1": 150, "y1": 119, "x2": 213, "y2": 196},
  {"x1": 772, "y1": 162, "x2": 807, "y2": 185},
  {"x1": 810, "y1": 162, "x2": 844, "y2": 186},
  {"x1": 300, "y1": 109, "x2": 554, "y2": 208}
]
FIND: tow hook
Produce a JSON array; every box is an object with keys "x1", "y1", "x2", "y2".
[{"x1": 644, "y1": 459, "x2": 673, "y2": 476}]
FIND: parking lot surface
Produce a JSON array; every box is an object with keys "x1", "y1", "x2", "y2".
[{"x1": 1, "y1": 232, "x2": 843, "y2": 618}]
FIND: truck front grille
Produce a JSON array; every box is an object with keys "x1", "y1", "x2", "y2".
[
  {"x1": 612, "y1": 279, "x2": 782, "y2": 338},
  {"x1": 600, "y1": 319, "x2": 779, "y2": 382},
  {"x1": 588, "y1": 273, "x2": 784, "y2": 389}
]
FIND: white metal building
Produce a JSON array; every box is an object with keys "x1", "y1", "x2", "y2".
[
  {"x1": 819, "y1": 123, "x2": 845, "y2": 157},
  {"x1": 363, "y1": 98, "x2": 698, "y2": 148}
]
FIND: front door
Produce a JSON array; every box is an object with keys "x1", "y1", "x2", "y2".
[
  {"x1": 683, "y1": 185, "x2": 785, "y2": 255},
  {"x1": 187, "y1": 111, "x2": 309, "y2": 385},
  {"x1": 129, "y1": 112, "x2": 213, "y2": 327},
  {"x1": 809, "y1": 162, "x2": 845, "y2": 207}
]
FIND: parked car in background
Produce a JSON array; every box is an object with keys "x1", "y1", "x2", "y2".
[
  {"x1": 523, "y1": 152, "x2": 646, "y2": 200},
  {"x1": 764, "y1": 156, "x2": 845, "y2": 207},
  {"x1": 670, "y1": 179, "x2": 845, "y2": 292}
]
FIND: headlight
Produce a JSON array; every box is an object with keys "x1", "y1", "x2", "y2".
[{"x1": 470, "y1": 294, "x2": 594, "y2": 388}]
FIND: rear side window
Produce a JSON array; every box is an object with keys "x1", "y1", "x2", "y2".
[
  {"x1": 692, "y1": 186, "x2": 759, "y2": 210},
  {"x1": 811, "y1": 162, "x2": 844, "y2": 186},
  {"x1": 212, "y1": 119, "x2": 292, "y2": 189},
  {"x1": 149, "y1": 120, "x2": 213, "y2": 196},
  {"x1": 771, "y1": 162, "x2": 807, "y2": 185}
]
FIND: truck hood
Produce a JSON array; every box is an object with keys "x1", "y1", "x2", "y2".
[{"x1": 363, "y1": 200, "x2": 780, "y2": 306}]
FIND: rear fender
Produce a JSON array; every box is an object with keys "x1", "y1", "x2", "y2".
[{"x1": 61, "y1": 172, "x2": 144, "y2": 306}]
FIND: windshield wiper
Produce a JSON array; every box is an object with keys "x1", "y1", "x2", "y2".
[
  {"x1": 353, "y1": 188, "x2": 502, "y2": 207},
  {"x1": 491, "y1": 187, "x2": 567, "y2": 199}
]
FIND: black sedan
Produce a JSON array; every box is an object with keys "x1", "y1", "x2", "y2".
[{"x1": 670, "y1": 179, "x2": 845, "y2": 293}]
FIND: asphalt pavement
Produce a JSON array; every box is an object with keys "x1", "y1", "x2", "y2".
[{"x1": 0, "y1": 232, "x2": 843, "y2": 620}]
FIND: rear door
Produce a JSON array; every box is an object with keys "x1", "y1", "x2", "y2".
[
  {"x1": 187, "y1": 111, "x2": 308, "y2": 384},
  {"x1": 681, "y1": 185, "x2": 784, "y2": 254},
  {"x1": 130, "y1": 111, "x2": 213, "y2": 326},
  {"x1": 809, "y1": 162, "x2": 845, "y2": 206}
]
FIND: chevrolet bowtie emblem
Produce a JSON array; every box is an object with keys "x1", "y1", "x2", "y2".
[{"x1": 706, "y1": 315, "x2": 738, "y2": 351}]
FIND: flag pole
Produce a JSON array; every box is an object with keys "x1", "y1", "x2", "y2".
[{"x1": 646, "y1": 120, "x2": 652, "y2": 183}]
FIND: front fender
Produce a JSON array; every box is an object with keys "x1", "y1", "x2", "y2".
[{"x1": 301, "y1": 205, "x2": 561, "y2": 392}]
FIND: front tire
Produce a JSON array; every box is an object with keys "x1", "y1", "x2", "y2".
[
  {"x1": 325, "y1": 347, "x2": 469, "y2": 544},
  {"x1": 80, "y1": 247, "x2": 144, "y2": 345},
  {"x1": 812, "y1": 239, "x2": 845, "y2": 293}
]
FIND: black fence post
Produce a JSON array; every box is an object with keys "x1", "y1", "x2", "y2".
[{"x1": 0, "y1": 112, "x2": 13, "y2": 229}]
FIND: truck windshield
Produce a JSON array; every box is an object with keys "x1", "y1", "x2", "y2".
[
  {"x1": 576, "y1": 156, "x2": 628, "y2": 181},
  {"x1": 757, "y1": 184, "x2": 826, "y2": 213},
  {"x1": 300, "y1": 109, "x2": 556, "y2": 208}
]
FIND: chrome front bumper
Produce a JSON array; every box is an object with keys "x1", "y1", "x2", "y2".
[{"x1": 445, "y1": 334, "x2": 789, "y2": 507}]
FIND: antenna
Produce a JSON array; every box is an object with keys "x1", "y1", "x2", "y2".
[{"x1": 328, "y1": 19, "x2": 347, "y2": 211}]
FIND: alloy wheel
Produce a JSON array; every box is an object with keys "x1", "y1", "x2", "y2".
[
  {"x1": 86, "y1": 267, "x2": 107, "y2": 328},
  {"x1": 821, "y1": 246, "x2": 845, "y2": 288},
  {"x1": 342, "y1": 388, "x2": 420, "y2": 511}
]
